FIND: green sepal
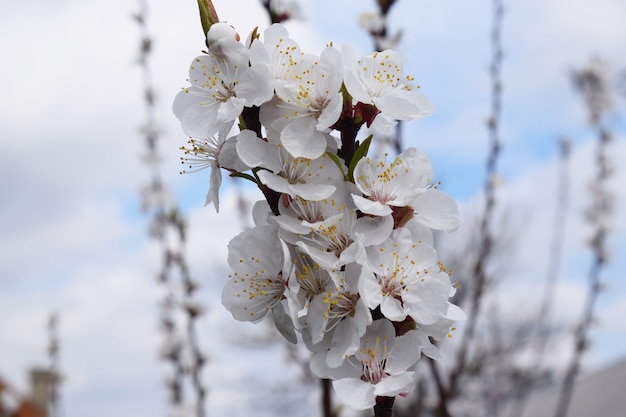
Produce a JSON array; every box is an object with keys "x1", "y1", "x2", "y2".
[
  {"x1": 338, "y1": 82, "x2": 354, "y2": 124},
  {"x1": 325, "y1": 152, "x2": 348, "y2": 180},
  {"x1": 197, "y1": 0, "x2": 218, "y2": 39},
  {"x1": 348, "y1": 134, "x2": 373, "y2": 182}
]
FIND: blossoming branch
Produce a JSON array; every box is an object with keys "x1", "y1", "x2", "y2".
[{"x1": 174, "y1": 13, "x2": 465, "y2": 415}]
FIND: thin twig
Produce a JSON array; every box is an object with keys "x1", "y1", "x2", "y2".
[
  {"x1": 448, "y1": 0, "x2": 504, "y2": 398},
  {"x1": 427, "y1": 358, "x2": 453, "y2": 417},
  {"x1": 512, "y1": 139, "x2": 571, "y2": 417},
  {"x1": 46, "y1": 312, "x2": 62, "y2": 417},
  {"x1": 554, "y1": 59, "x2": 613, "y2": 417},
  {"x1": 135, "y1": 1, "x2": 207, "y2": 415},
  {"x1": 535, "y1": 139, "x2": 571, "y2": 344}
]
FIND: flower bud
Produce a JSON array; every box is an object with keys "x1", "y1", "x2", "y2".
[{"x1": 206, "y1": 22, "x2": 240, "y2": 45}]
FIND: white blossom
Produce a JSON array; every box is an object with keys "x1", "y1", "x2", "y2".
[
  {"x1": 352, "y1": 147, "x2": 432, "y2": 216},
  {"x1": 273, "y1": 184, "x2": 393, "y2": 269},
  {"x1": 260, "y1": 46, "x2": 344, "y2": 159},
  {"x1": 249, "y1": 23, "x2": 304, "y2": 85},
  {"x1": 304, "y1": 263, "x2": 372, "y2": 367},
  {"x1": 222, "y1": 224, "x2": 291, "y2": 323},
  {"x1": 285, "y1": 247, "x2": 334, "y2": 327},
  {"x1": 311, "y1": 319, "x2": 425, "y2": 409},
  {"x1": 179, "y1": 122, "x2": 246, "y2": 212},
  {"x1": 352, "y1": 147, "x2": 460, "y2": 231},
  {"x1": 173, "y1": 38, "x2": 273, "y2": 139},
  {"x1": 235, "y1": 129, "x2": 342, "y2": 201},
  {"x1": 342, "y1": 46, "x2": 434, "y2": 121},
  {"x1": 173, "y1": 22, "x2": 466, "y2": 412},
  {"x1": 361, "y1": 227, "x2": 453, "y2": 324}
]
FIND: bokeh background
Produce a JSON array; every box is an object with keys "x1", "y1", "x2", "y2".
[{"x1": 1, "y1": 0, "x2": 625, "y2": 416}]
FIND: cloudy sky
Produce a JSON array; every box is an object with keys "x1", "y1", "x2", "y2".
[{"x1": 1, "y1": 0, "x2": 625, "y2": 416}]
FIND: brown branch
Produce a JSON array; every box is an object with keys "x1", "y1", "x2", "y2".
[
  {"x1": 135, "y1": 1, "x2": 207, "y2": 415},
  {"x1": 46, "y1": 312, "x2": 61, "y2": 417},
  {"x1": 374, "y1": 396, "x2": 395, "y2": 417},
  {"x1": 512, "y1": 139, "x2": 571, "y2": 417},
  {"x1": 428, "y1": 358, "x2": 452, "y2": 417},
  {"x1": 321, "y1": 379, "x2": 336, "y2": 417},
  {"x1": 448, "y1": 0, "x2": 504, "y2": 397},
  {"x1": 554, "y1": 59, "x2": 613, "y2": 417}
]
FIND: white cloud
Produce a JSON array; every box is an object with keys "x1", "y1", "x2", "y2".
[
  {"x1": 0, "y1": 0, "x2": 625, "y2": 416},
  {"x1": 441, "y1": 135, "x2": 626, "y2": 371}
]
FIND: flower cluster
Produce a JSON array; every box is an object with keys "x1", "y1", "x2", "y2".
[{"x1": 175, "y1": 22, "x2": 464, "y2": 410}]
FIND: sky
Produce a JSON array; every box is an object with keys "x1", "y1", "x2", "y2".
[{"x1": 0, "y1": 0, "x2": 625, "y2": 416}]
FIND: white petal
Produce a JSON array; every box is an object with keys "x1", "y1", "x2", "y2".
[
  {"x1": 419, "y1": 316, "x2": 457, "y2": 342},
  {"x1": 288, "y1": 182, "x2": 337, "y2": 201},
  {"x1": 359, "y1": 271, "x2": 383, "y2": 310},
  {"x1": 333, "y1": 378, "x2": 376, "y2": 410},
  {"x1": 248, "y1": 35, "x2": 270, "y2": 67},
  {"x1": 404, "y1": 274, "x2": 451, "y2": 325},
  {"x1": 221, "y1": 276, "x2": 279, "y2": 322},
  {"x1": 295, "y1": 242, "x2": 338, "y2": 268},
  {"x1": 354, "y1": 214, "x2": 393, "y2": 245},
  {"x1": 403, "y1": 218, "x2": 434, "y2": 246},
  {"x1": 272, "y1": 302, "x2": 297, "y2": 344},
  {"x1": 252, "y1": 200, "x2": 272, "y2": 226},
  {"x1": 217, "y1": 97, "x2": 245, "y2": 123},
  {"x1": 404, "y1": 90, "x2": 435, "y2": 117},
  {"x1": 218, "y1": 136, "x2": 249, "y2": 173},
  {"x1": 173, "y1": 88, "x2": 220, "y2": 138},
  {"x1": 205, "y1": 161, "x2": 221, "y2": 211},
  {"x1": 208, "y1": 37, "x2": 249, "y2": 62},
  {"x1": 316, "y1": 91, "x2": 343, "y2": 130},
  {"x1": 259, "y1": 97, "x2": 284, "y2": 129},
  {"x1": 326, "y1": 319, "x2": 361, "y2": 367},
  {"x1": 319, "y1": 46, "x2": 344, "y2": 92},
  {"x1": 235, "y1": 130, "x2": 282, "y2": 171},
  {"x1": 338, "y1": 240, "x2": 365, "y2": 266},
  {"x1": 373, "y1": 372, "x2": 416, "y2": 398},
  {"x1": 310, "y1": 352, "x2": 359, "y2": 380},
  {"x1": 411, "y1": 329, "x2": 442, "y2": 361},
  {"x1": 257, "y1": 170, "x2": 294, "y2": 195},
  {"x1": 352, "y1": 194, "x2": 393, "y2": 216},
  {"x1": 369, "y1": 114, "x2": 397, "y2": 134},
  {"x1": 386, "y1": 331, "x2": 423, "y2": 374},
  {"x1": 341, "y1": 45, "x2": 372, "y2": 105},
  {"x1": 238, "y1": 64, "x2": 275, "y2": 106},
  {"x1": 222, "y1": 225, "x2": 286, "y2": 322},
  {"x1": 444, "y1": 303, "x2": 467, "y2": 321},
  {"x1": 375, "y1": 89, "x2": 434, "y2": 120},
  {"x1": 380, "y1": 295, "x2": 407, "y2": 321},
  {"x1": 412, "y1": 189, "x2": 460, "y2": 231},
  {"x1": 281, "y1": 117, "x2": 327, "y2": 159},
  {"x1": 307, "y1": 295, "x2": 329, "y2": 345},
  {"x1": 354, "y1": 297, "x2": 373, "y2": 335}
]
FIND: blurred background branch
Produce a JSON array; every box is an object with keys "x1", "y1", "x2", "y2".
[
  {"x1": 135, "y1": 1, "x2": 207, "y2": 415},
  {"x1": 554, "y1": 57, "x2": 615, "y2": 417}
]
